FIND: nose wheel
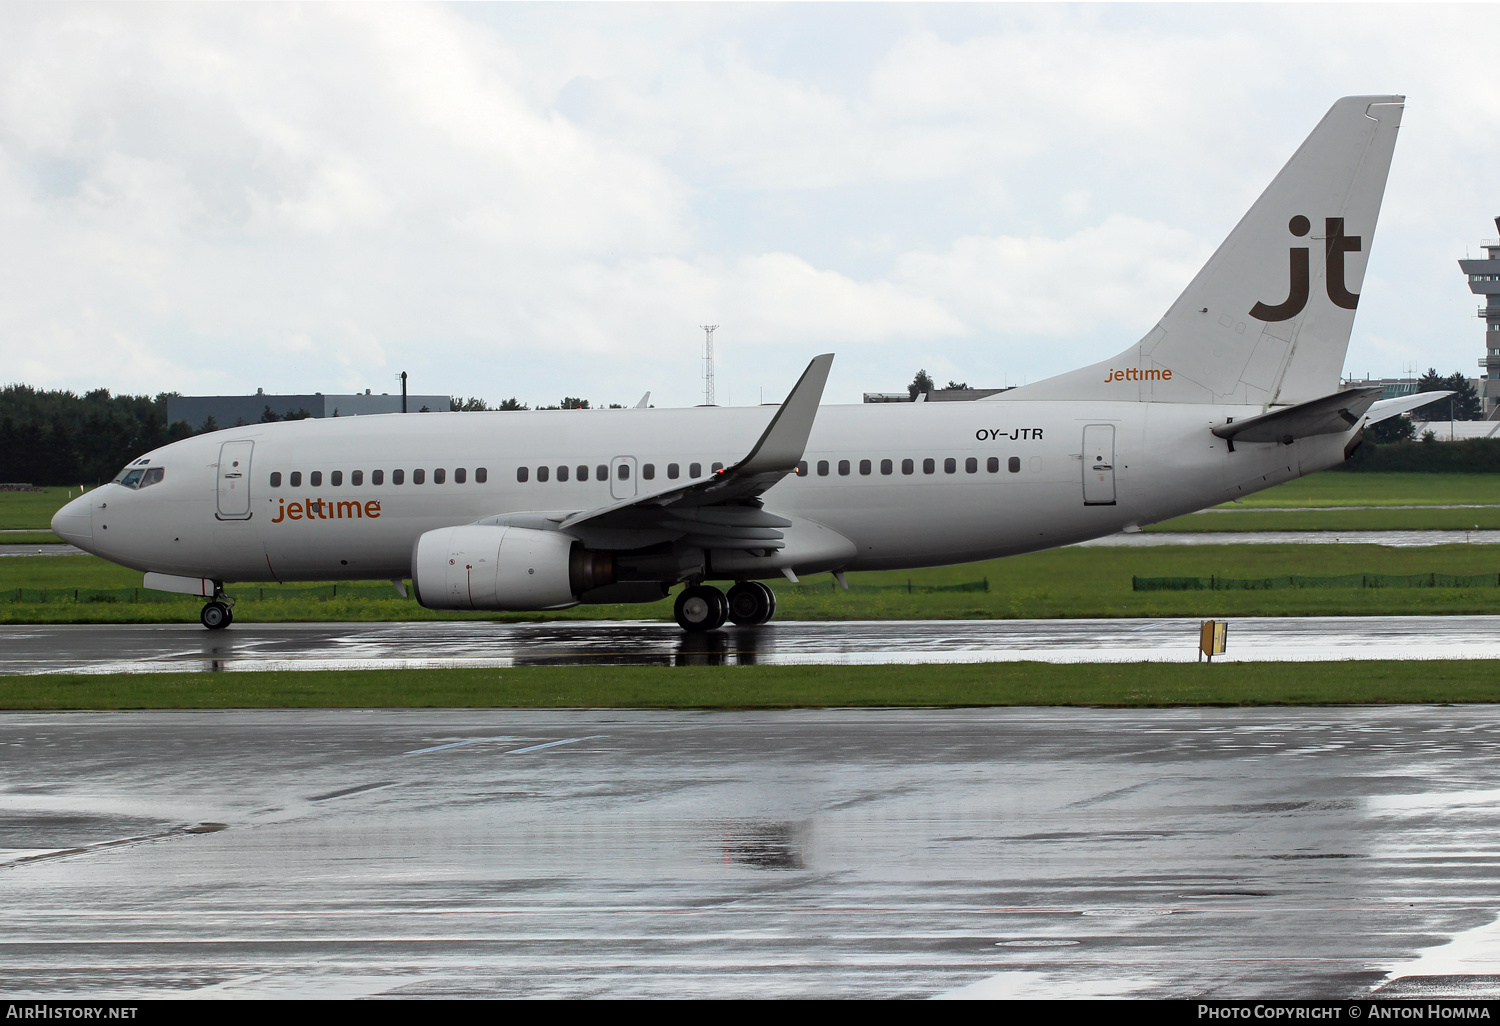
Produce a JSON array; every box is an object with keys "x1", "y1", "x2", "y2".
[
  {"x1": 674, "y1": 585, "x2": 728, "y2": 632},
  {"x1": 200, "y1": 600, "x2": 233, "y2": 630}
]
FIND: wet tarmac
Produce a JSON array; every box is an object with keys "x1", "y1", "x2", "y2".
[
  {"x1": 5, "y1": 706, "x2": 1500, "y2": 999},
  {"x1": 5, "y1": 616, "x2": 1500, "y2": 674}
]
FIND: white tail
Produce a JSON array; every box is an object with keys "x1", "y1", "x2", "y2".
[{"x1": 998, "y1": 95, "x2": 1404, "y2": 407}]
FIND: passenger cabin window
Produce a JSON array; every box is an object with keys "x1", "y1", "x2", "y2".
[
  {"x1": 1008, "y1": 457, "x2": 1021, "y2": 473},
  {"x1": 643, "y1": 464, "x2": 655, "y2": 480},
  {"x1": 537, "y1": 466, "x2": 549, "y2": 482},
  {"x1": 290, "y1": 471, "x2": 303, "y2": 487},
  {"x1": 881, "y1": 459, "x2": 893, "y2": 475},
  {"x1": 668, "y1": 463, "x2": 680, "y2": 480},
  {"x1": 475, "y1": 468, "x2": 487, "y2": 483},
  {"x1": 838, "y1": 460, "x2": 850, "y2": 476},
  {"x1": 986, "y1": 457, "x2": 999, "y2": 473},
  {"x1": 270, "y1": 472, "x2": 282, "y2": 487},
  {"x1": 923, "y1": 459, "x2": 935, "y2": 474},
  {"x1": 902, "y1": 459, "x2": 914, "y2": 475},
  {"x1": 690, "y1": 463, "x2": 702, "y2": 478},
  {"x1": 413, "y1": 469, "x2": 425, "y2": 485},
  {"x1": 711, "y1": 462, "x2": 723, "y2": 474},
  {"x1": 596, "y1": 464, "x2": 608, "y2": 480},
  {"x1": 965, "y1": 457, "x2": 978, "y2": 474},
  {"x1": 393, "y1": 469, "x2": 405, "y2": 485},
  {"x1": 310, "y1": 471, "x2": 322, "y2": 487},
  {"x1": 944, "y1": 458, "x2": 956, "y2": 474},
  {"x1": 454, "y1": 468, "x2": 465, "y2": 484},
  {"x1": 331, "y1": 471, "x2": 343, "y2": 486},
  {"x1": 617, "y1": 463, "x2": 630, "y2": 480},
  {"x1": 795, "y1": 461, "x2": 808, "y2": 477},
  {"x1": 859, "y1": 459, "x2": 872, "y2": 475},
  {"x1": 434, "y1": 468, "x2": 445, "y2": 484},
  {"x1": 517, "y1": 467, "x2": 529, "y2": 483},
  {"x1": 352, "y1": 470, "x2": 364, "y2": 485},
  {"x1": 372, "y1": 470, "x2": 384, "y2": 485},
  {"x1": 817, "y1": 460, "x2": 829, "y2": 476},
  {"x1": 576, "y1": 465, "x2": 587, "y2": 481},
  {"x1": 556, "y1": 465, "x2": 568, "y2": 482}
]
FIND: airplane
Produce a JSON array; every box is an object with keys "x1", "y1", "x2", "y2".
[{"x1": 52, "y1": 94, "x2": 1448, "y2": 633}]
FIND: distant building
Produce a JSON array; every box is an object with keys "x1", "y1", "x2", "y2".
[
  {"x1": 1339, "y1": 375, "x2": 1420, "y2": 400},
  {"x1": 863, "y1": 388, "x2": 1012, "y2": 403},
  {"x1": 167, "y1": 389, "x2": 453, "y2": 430},
  {"x1": 1458, "y1": 219, "x2": 1500, "y2": 419}
]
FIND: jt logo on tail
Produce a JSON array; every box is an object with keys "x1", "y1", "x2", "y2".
[{"x1": 1249, "y1": 216, "x2": 1362, "y2": 321}]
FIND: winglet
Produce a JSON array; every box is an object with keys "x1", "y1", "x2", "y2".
[
  {"x1": 1365, "y1": 390, "x2": 1453, "y2": 426},
  {"x1": 732, "y1": 354, "x2": 834, "y2": 475}
]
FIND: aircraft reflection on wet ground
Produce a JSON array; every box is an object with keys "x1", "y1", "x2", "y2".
[{"x1": 7, "y1": 616, "x2": 1500, "y2": 675}]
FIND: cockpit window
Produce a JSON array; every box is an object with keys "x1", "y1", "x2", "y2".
[{"x1": 113, "y1": 466, "x2": 165, "y2": 490}]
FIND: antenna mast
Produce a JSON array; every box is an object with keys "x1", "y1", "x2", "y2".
[{"x1": 700, "y1": 324, "x2": 718, "y2": 406}]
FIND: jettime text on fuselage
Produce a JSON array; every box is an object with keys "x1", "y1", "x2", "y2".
[
  {"x1": 271, "y1": 498, "x2": 382, "y2": 523},
  {"x1": 1104, "y1": 367, "x2": 1173, "y2": 383}
]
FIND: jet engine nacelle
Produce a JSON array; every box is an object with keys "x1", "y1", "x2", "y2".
[{"x1": 410, "y1": 525, "x2": 612, "y2": 611}]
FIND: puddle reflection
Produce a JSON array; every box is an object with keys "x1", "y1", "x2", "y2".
[{"x1": 721, "y1": 820, "x2": 806, "y2": 870}]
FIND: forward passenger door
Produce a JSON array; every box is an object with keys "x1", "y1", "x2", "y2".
[{"x1": 216, "y1": 440, "x2": 255, "y2": 520}]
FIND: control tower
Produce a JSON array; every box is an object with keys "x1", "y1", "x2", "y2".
[{"x1": 1459, "y1": 218, "x2": 1500, "y2": 419}]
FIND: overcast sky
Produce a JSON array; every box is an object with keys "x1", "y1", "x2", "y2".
[{"x1": 2, "y1": 3, "x2": 1498, "y2": 409}]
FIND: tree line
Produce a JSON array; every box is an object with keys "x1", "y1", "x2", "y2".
[
  {"x1": 1, "y1": 384, "x2": 639, "y2": 485},
  {"x1": 0, "y1": 385, "x2": 195, "y2": 487}
]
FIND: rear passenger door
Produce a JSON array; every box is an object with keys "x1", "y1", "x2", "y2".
[{"x1": 1081, "y1": 425, "x2": 1116, "y2": 506}]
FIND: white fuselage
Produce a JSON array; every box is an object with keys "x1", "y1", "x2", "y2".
[{"x1": 54, "y1": 400, "x2": 1350, "y2": 587}]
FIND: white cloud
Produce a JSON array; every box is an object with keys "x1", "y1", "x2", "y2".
[{"x1": 0, "y1": 4, "x2": 1498, "y2": 408}]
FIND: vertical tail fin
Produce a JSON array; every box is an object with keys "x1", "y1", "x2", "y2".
[{"x1": 999, "y1": 95, "x2": 1404, "y2": 406}]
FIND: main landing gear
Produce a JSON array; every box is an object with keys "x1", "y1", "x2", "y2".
[
  {"x1": 673, "y1": 581, "x2": 777, "y2": 632},
  {"x1": 200, "y1": 584, "x2": 233, "y2": 631}
]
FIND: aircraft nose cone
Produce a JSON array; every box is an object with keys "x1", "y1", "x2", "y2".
[{"x1": 51, "y1": 493, "x2": 93, "y2": 549}]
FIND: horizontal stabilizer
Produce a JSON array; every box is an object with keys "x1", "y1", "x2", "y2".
[
  {"x1": 1211, "y1": 386, "x2": 1383, "y2": 444},
  {"x1": 1365, "y1": 390, "x2": 1452, "y2": 425}
]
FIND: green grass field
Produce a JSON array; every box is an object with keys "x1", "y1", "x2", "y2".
[
  {"x1": 5, "y1": 660, "x2": 1500, "y2": 710},
  {"x1": 5, "y1": 543, "x2": 1499, "y2": 623},
  {"x1": 1146, "y1": 507, "x2": 1500, "y2": 532},
  {"x1": 1227, "y1": 472, "x2": 1500, "y2": 508},
  {"x1": 1146, "y1": 473, "x2": 1500, "y2": 531},
  {"x1": 0, "y1": 486, "x2": 85, "y2": 529}
]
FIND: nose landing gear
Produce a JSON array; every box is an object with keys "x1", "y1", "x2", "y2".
[{"x1": 199, "y1": 583, "x2": 233, "y2": 630}]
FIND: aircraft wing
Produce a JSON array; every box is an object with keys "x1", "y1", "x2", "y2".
[
  {"x1": 549, "y1": 353, "x2": 834, "y2": 545},
  {"x1": 1211, "y1": 386, "x2": 1385, "y2": 445}
]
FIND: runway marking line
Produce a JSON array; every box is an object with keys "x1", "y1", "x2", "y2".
[
  {"x1": 404, "y1": 736, "x2": 515, "y2": 755},
  {"x1": 507, "y1": 735, "x2": 608, "y2": 754}
]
